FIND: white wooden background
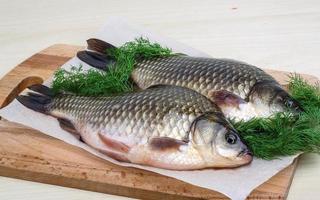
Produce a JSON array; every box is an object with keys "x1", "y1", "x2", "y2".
[{"x1": 0, "y1": 0, "x2": 319, "y2": 199}]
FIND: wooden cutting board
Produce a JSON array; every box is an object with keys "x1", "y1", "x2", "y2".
[{"x1": 0, "y1": 44, "x2": 318, "y2": 200}]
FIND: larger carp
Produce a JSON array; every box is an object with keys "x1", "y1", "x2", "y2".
[{"x1": 17, "y1": 85, "x2": 252, "y2": 170}]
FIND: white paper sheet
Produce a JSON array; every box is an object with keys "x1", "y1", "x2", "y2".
[{"x1": 0, "y1": 17, "x2": 297, "y2": 200}]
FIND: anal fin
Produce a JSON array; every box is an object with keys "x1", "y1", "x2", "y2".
[
  {"x1": 98, "y1": 149, "x2": 130, "y2": 162},
  {"x1": 57, "y1": 118, "x2": 80, "y2": 139}
]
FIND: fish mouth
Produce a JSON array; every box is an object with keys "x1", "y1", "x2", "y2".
[
  {"x1": 237, "y1": 148, "x2": 252, "y2": 157},
  {"x1": 237, "y1": 149, "x2": 253, "y2": 163}
]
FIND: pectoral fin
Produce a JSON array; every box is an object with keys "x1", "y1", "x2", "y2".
[
  {"x1": 57, "y1": 118, "x2": 81, "y2": 139},
  {"x1": 208, "y1": 90, "x2": 246, "y2": 108},
  {"x1": 149, "y1": 137, "x2": 187, "y2": 151}
]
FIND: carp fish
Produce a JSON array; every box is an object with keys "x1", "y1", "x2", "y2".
[
  {"x1": 17, "y1": 84, "x2": 252, "y2": 170},
  {"x1": 77, "y1": 38, "x2": 303, "y2": 121}
]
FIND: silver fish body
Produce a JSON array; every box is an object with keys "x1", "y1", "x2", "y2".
[
  {"x1": 132, "y1": 56, "x2": 274, "y2": 100},
  {"x1": 79, "y1": 38, "x2": 303, "y2": 121},
  {"x1": 131, "y1": 56, "x2": 303, "y2": 120},
  {"x1": 17, "y1": 85, "x2": 252, "y2": 170}
]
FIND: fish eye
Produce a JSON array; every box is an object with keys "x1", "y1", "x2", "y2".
[
  {"x1": 285, "y1": 99, "x2": 294, "y2": 108},
  {"x1": 285, "y1": 99, "x2": 304, "y2": 112},
  {"x1": 225, "y1": 132, "x2": 237, "y2": 144}
]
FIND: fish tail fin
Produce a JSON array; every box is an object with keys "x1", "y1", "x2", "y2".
[
  {"x1": 77, "y1": 38, "x2": 116, "y2": 71},
  {"x1": 28, "y1": 84, "x2": 54, "y2": 97},
  {"x1": 17, "y1": 84, "x2": 80, "y2": 137},
  {"x1": 16, "y1": 84, "x2": 54, "y2": 115},
  {"x1": 87, "y1": 38, "x2": 116, "y2": 54}
]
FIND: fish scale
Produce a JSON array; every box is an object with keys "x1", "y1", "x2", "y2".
[
  {"x1": 49, "y1": 86, "x2": 217, "y2": 143},
  {"x1": 132, "y1": 56, "x2": 275, "y2": 100}
]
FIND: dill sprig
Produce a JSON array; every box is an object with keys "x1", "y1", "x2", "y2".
[
  {"x1": 52, "y1": 38, "x2": 172, "y2": 95},
  {"x1": 288, "y1": 74, "x2": 320, "y2": 109},
  {"x1": 234, "y1": 75, "x2": 320, "y2": 159}
]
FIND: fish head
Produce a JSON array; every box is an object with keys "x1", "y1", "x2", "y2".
[
  {"x1": 191, "y1": 112, "x2": 252, "y2": 168},
  {"x1": 248, "y1": 81, "x2": 303, "y2": 117}
]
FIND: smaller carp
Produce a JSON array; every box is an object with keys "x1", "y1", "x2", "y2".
[
  {"x1": 77, "y1": 38, "x2": 303, "y2": 121},
  {"x1": 17, "y1": 85, "x2": 252, "y2": 170}
]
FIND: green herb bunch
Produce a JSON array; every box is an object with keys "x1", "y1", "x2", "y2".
[{"x1": 52, "y1": 38, "x2": 172, "y2": 95}]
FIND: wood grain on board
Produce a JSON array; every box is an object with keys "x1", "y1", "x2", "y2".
[{"x1": 0, "y1": 44, "x2": 317, "y2": 199}]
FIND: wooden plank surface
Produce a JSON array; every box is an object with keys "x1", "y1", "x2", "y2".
[{"x1": 0, "y1": 44, "x2": 317, "y2": 200}]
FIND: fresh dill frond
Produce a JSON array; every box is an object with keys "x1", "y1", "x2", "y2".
[
  {"x1": 288, "y1": 74, "x2": 320, "y2": 109},
  {"x1": 52, "y1": 37, "x2": 173, "y2": 95},
  {"x1": 108, "y1": 37, "x2": 172, "y2": 60},
  {"x1": 52, "y1": 65, "x2": 133, "y2": 95}
]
